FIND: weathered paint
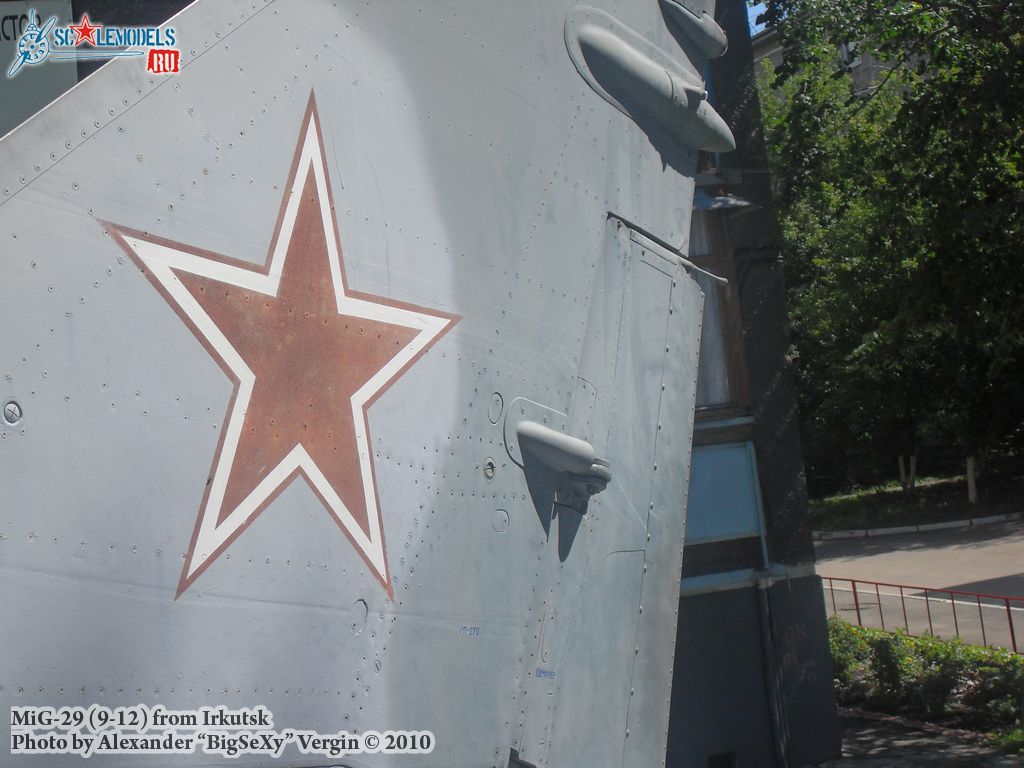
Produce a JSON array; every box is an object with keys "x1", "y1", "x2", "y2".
[{"x1": 0, "y1": 1, "x2": 721, "y2": 765}]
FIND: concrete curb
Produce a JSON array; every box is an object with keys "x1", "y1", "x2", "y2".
[{"x1": 813, "y1": 511, "x2": 1024, "y2": 541}]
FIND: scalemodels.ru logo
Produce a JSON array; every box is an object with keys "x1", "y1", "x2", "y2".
[{"x1": 7, "y1": 9, "x2": 179, "y2": 78}]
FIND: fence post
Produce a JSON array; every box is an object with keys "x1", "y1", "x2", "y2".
[
  {"x1": 900, "y1": 585, "x2": 909, "y2": 633},
  {"x1": 876, "y1": 583, "x2": 885, "y2": 630},
  {"x1": 1008, "y1": 599, "x2": 1018, "y2": 654},
  {"x1": 829, "y1": 578, "x2": 837, "y2": 616},
  {"x1": 950, "y1": 591, "x2": 959, "y2": 640},
  {"x1": 925, "y1": 590, "x2": 934, "y2": 636},
  {"x1": 977, "y1": 595, "x2": 987, "y2": 648},
  {"x1": 852, "y1": 580, "x2": 863, "y2": 627}
]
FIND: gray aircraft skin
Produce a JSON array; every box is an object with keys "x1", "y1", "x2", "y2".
[{"x1": 0, "y1": 1, "x2": 733, "y2": 766}]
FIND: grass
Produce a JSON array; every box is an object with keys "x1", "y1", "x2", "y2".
[
  {"x1": 997, "y1": 727, "x2": 1024, "y2": 753},
  {"x1": 809, "y1": 470, "x2": 1024, "y2": 531}
]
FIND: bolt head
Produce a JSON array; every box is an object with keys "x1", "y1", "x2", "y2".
[{"x1": 3, "y1": 400, "x2": 21, "y2": 425}]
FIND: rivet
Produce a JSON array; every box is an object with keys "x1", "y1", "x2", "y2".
[{"x1": 483, "y1": 457, "x2": 496, "y2": 480}]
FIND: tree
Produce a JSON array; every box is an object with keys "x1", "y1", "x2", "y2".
[{"x1": 758, "y1": 0, "x2": 1024, "y2": 498}]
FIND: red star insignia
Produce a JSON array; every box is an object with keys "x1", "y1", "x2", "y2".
[
  {"x1": 106, "y1": 94, "x2": 457, "y2": 598},
  {"x1": 69, "y1": 14, "x2": 99, "y2": 46}
]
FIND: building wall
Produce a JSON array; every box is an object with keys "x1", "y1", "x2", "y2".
[
  {"x1": 666, "y1": 0, "x2": 842, "y2": 765},
  {"x1": 667, "y1": 588, "x2": 777, "y2": 768}
]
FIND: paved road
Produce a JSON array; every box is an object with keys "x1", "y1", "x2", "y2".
[
  {"x1": 815, "y1": 520, "x2": 1024, "y2": 650},
  {"x1": 808, "y1": 714, "x2": 1023, "y2": 767},
  {"x1": 815, "y1": 520, "x2": 1024, "y2": 593}
]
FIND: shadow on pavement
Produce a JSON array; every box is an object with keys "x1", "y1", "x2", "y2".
[
  {"x1": 814, "y1": 521, "x2": 1024, "y2": 560},
  {"x1": 806, "y1": 713, "x2": 1023, "y2": 767},
  {"x1": 937, "y1": 574, "x2": 1024, "y2": 600}
]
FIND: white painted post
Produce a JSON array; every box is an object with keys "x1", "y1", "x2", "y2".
[{"x1": 966, "y1": 456, "x2": 978, "y2": 504}]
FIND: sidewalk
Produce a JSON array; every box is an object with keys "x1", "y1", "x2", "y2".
[
  {"x1": 812, "y1": 711, "x2": 1023, "y2": 767},
  {"x1": 814, "y1": 511, "x2": 1024, "y2": 541},
  {"x1": 814, "y1": 519, "x2": 1024, "y2": 599}
]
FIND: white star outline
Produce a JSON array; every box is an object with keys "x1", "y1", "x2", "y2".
[{"x1": 115, "y1": 109, "x2": 453, "y2": 594}]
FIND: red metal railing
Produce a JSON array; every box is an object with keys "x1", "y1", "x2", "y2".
[{"x1": 822, "y1": 576, "x2": 1022, "y2": 654}]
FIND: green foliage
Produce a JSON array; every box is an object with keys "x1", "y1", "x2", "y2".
[
  {"x1": 827, "y1": 617, "x2": 1024, "y2": 733},
  {"x1": 808, "y1": 470, "x2": 1024, "y2": 531},
  {"x1": 962, "y1": 658, "x2": 1024, "y2": 727},
  {"x1": 758, "y1": 0, "x2": 1024, "y2": 491},
  {"x1": 994, "y1": 726, "x2": 1024, "y2": 755},
  {"x1": 827, "y1": 615, "x2": 872, "y2": 699},
  {"x1": 867, "y1": 631, "x2": 922, "y2": 709},
  {"x1": 913, "y1": 634, "x2": 970, "y2": 717}
]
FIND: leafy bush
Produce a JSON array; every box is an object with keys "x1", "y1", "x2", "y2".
[
  {"x1": 828, "y1": 617, "x2": 868, "y2": 676},
  {"x1": 827, "y1": 617, "x2": 1023, "y2": 735},
  {"x1": 867, "y1": 631, "x2": 921, "y2": 710},
  {"x1": 913, "y1": 635, "x2": 971, "y2": 717},
  {"x1": 827, "y1": 615, "x2": 873, "y2": 701},
  {"x1": 962, "y1": 658, "x2": 1024, "y2": 727},
  {"x1": 994, "y1": 726, "x2": 1024, "y2": 754}
]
